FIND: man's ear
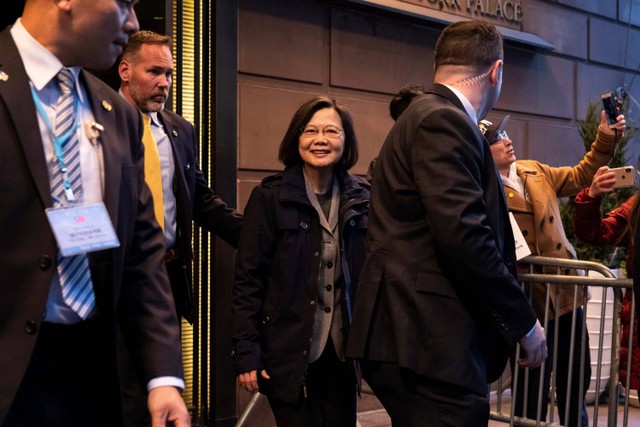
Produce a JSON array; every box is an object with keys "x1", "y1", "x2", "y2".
[
  {"x1": 54, "y1": 0, "x2": 72, "y2": 13},
  {"x1": 118, "y1": 60, "x2": 132, "y2": 82},
  {"x1": 490, "y1": 59, "x2": 503, "y2": 86}
]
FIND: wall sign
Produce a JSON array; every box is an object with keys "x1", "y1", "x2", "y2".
[{"x1": 399, "y1": 0, "x2": 523, "y2": 29}]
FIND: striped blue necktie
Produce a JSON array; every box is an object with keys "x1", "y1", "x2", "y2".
[{"x1": 53, "y1": 68, "x2": 96, "y2": 319}]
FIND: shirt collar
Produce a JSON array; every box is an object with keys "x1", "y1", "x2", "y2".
[
  {"x1": 10, "y1": 19, "x2": 84, "y2": 101},
  {"x1": 507, "y1": 161, "x2": 519, "y2": 180},
  {"x1": 148, "y1": 111, "x2": 160, "y2": 127},
  {"x1": 500, "y1": 162, "x2": 525, "y2": 196},
  {"x1": 442, "y1": 84, "x2": 478, "y2": 124}
]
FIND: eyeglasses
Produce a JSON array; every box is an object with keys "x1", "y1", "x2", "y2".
[
  {"x1": 300, "y1": 125, "x2": 344, "y2": 140},
  {"x1": 491, "y1": 130, "x2": 509, "y2": 144}
]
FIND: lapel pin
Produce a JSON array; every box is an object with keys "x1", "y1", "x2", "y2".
[
  {"x1": 172, "y1": 130, "x2": 178, "y2": 137},
  {"x1": 101, "y1": 100, "x2": 112, "y2": 111},
  {"x1": 91, "y1": 121, "x2": 105, "y2": 132},
  {"x1": 0, "y1": 71, "x2": 8, "y2": 81}
]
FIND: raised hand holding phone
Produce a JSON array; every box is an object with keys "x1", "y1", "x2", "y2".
[{"x1": 610, "y1": 166, "x2": 635, "y2": 189}]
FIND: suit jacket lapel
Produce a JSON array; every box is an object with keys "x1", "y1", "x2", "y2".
[
  {"x1": 0, "y1": 29, "x2": 52, "y2": 208},
  {"x1": 158, "y1": 111, "x2": 190, "y2": 205}
]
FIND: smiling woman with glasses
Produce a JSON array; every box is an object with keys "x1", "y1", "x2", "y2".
[
  {"x1": 300, "y1": 125, "x2": 344, "y2": 139},
  {"x1": 232, "y1": 96, "x2": 370, "y2": 427}
]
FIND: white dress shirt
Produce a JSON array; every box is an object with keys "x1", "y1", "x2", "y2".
[{"x1": 11, "y1": 19, "x2": 102, "y2": 324}]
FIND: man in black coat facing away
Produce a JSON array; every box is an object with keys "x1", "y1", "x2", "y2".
[{"x1": 346, "y1": 20, "x2": 547, "y2": 427}]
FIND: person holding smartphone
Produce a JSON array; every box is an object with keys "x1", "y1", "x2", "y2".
[
  {"x1": 574, "y1": 165, "x2": 639, "y2": 401},
  {"x1": 483, "y1": 111, "x2": 626, "y2": 426}
]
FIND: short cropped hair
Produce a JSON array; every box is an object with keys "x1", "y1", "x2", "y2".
[
  {"x1": 389, "y1": 84, "x2": 425, "y2": 121},
  {"x1": 121, "y1": 30, "x2": 172, "y2": 62},
  {"x1": 278, "y1": 97, "x2": 359, "y2": 171},
  {"x1": 434, "y1": 20, "x2": 503, "y2": 71}
]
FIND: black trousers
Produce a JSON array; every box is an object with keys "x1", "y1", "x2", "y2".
[
  {"x1": 120, "y1": 258, "x2": 185, "y2": 427},
  {"x1": 119, "y1": 328, "x2": 152, "y2": 427},
  {"x1": 2, "y1": 321, "x2": 113, "y2": 427},
  {"x1": 267, "y1": 338, "x2": 357, "y2": 427},
  {"x1": 511, "y1": 308, "x2": 591, "y2": 427},
  {"x1": 362, "y1": 360, "x2": 489, "y2": 427}
]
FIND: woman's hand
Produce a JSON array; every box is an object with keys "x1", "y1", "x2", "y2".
[
  {"x1": 588, "y1": 166, "x2": 616, "y2": 198},
  {"x1": 599, "y1": 110, "x2": 626, "y2": 136}
]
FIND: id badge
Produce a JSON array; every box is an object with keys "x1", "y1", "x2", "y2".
[
  {"x1": 45, "y1": 202, "x2": 120, "y2": 256},
  {"x1": 509, "y1": 212, "x2": 531, "y2": 261}
]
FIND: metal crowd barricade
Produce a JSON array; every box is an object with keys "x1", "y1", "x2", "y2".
[
  {"x1": 236, "y1": 255, "x2": 636, "y2": 426},
  {"x1": 489, "y1": 255, "x2": 634, "y2": 427}
]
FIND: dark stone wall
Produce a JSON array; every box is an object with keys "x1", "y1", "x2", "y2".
[{"x1": 236, "y1": 0, "x2": 640, "y2": 213}]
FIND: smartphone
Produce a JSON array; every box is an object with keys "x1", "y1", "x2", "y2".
[
  {"x1": 610, "y1": 166, "x2": 635, "y2": 189},
  {"x1": 601, "y1": 92, "x2": 619, "y2": 130}
]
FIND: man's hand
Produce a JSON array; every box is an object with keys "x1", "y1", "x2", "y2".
[
  {"x1": 237, "y1": 369, "x2": 271, "y2": 393},
  {"x1": 517, "y1": 319, "x2": 547, "y2": 369},
  {"x1": 148, "y1": 386, "x2": 191, "y2": 427}
]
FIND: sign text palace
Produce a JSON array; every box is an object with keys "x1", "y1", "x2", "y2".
[{"x1": 401, "y1": 0, "x2": 523, "y2": 30}]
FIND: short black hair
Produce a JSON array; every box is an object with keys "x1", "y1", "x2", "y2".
[{"x1": 389, "y1": 84, "x2": 425, "y2": 121}]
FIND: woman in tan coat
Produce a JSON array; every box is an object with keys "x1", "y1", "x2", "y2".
[{"x1": 482, "y1": 111, "x2": 626, "y2": 427}]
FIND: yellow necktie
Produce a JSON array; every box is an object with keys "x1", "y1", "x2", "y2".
[{"x1": 142, "y1": 114, "x2": 165, "y2": 230}]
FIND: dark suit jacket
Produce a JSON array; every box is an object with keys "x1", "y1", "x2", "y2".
[
  {"x1": 346, "y1": 84, "x2": 537, "y2": 395},
  {"x1": 0, "y1": 29, "x2": 183, "y2": 424},
  {"x1": 156, "y1": 109, "x2": 243, "y2": 323}
]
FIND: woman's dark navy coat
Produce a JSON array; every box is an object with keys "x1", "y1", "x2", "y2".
[{"x1": 231, "y1": 164, "x2": 369, "y2": 403}]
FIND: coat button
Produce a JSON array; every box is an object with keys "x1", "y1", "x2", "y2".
[
  {"x1": 349, "y1": 219, "x2": 356, "y2": 227},
  {"x1": 327, "y1": 261, "x2": 333, "y2": 268},
  {"x1": 39, "y1": 256, "x2": 52, "y2": 269},
  {"x1": 310, "y1": 300, "x2": 316, "y2": 305},
  {"x1": 303, "y1": 350, "x2": 308, "y2": 356},
  {"x1": 314, "y1": 252, "x2": 319, "y2": 257},
  {"x1": 326, "y1": 284, "x2": 332, "y2": 292},
  {"x1": 25, "y1": 320, "x2": 37, "y2": 334},
  {"x1": 300, "y1": 221, "x2": 309, "y2": 230},
  {"x1": 324, "y1": 307, "x2": 331, "y2": 313}
]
